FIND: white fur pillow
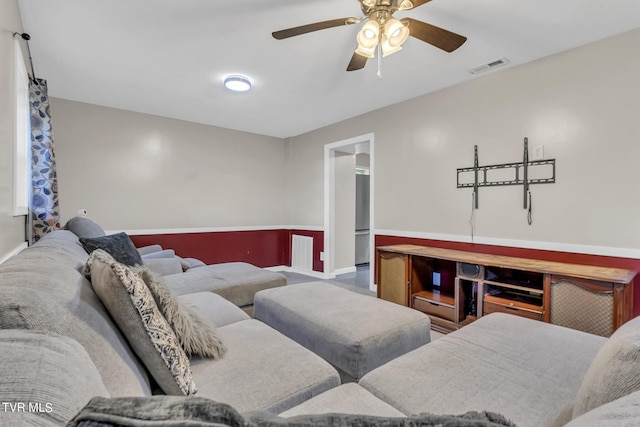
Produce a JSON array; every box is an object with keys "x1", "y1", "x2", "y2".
[{"x1": 135, "y1": 267, "x2": 226, "y2": 359}]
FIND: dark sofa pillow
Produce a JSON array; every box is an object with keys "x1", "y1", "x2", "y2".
[{"x1": 80, "y1": 232, "x2": 143, "y2": 266}]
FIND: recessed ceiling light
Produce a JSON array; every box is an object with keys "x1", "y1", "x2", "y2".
[{"x1": 224, "y1": 75, "x2": 252, "y2": 92}]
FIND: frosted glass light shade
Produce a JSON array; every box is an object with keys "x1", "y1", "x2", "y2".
[
  {"x1": 357, "y1": 20, "x2": 380, "y2": 49},
  {"x1": 384, "y1": 19, "x2": 409, "y2": 48},
  {"x1": 355, "y1": 44, "x2": 376, "y2": 59},
  {"x1": 381, "y1": 38, "x2": 403, "y2": 57}
]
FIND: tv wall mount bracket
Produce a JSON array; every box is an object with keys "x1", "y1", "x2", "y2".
[{"x1": 456, "y1": 137, "x2": 556, "y2": 211}]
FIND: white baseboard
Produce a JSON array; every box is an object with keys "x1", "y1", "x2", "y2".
[
  {"x1": 0, "y1": 242, "x2": 28, "y2": 265},
  {"x1": 269, "y1": 265, "x2": 334, "y2": 280},
  {"x1": 334, "y1": 266, "x2": 357, "y2": 275},
  {"x1": 264, "y1": 265, "x2": 289, "y2": 272}
]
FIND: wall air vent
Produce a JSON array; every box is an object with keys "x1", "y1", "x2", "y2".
[{"x1": 468, "y1": 57, "x2": 510, "y2": 75}]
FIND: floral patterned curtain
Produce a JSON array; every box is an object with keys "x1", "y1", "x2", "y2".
[{"x1": 29, "y1": 78, "x2": 60, "y2": 243}]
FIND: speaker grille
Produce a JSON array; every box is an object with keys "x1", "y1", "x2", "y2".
[
  {"x1": 550, "y1": 280, "x2": 613, "y2": 337},
  {"x1": 379, "y1": 255, "x2": 406, "y2": 305}
]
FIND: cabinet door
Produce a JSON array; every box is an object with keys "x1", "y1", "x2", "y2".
[
  {"x1": 548, "y1": 275, "x2": 615, "y2": 337},
  {"x1": 377, "y1": 251, "x2": 409, "y2": 306}
]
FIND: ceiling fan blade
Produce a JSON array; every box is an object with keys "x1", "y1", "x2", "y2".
[
  {"x1": 347, "y1": 52, "x2": 368, "y2": 71},
  {"x1": 403, "y1": 18, "x2": 467, "y2": 52},
  {"x1": 273, "y1": 18, "x2": 357, "y2": 40}
]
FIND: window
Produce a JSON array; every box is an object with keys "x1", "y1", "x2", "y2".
[{"x1": 13, "y1": 38, "x2": 30, "y2": 216}]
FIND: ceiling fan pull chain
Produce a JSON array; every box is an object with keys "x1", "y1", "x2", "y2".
[{"x1": 377, "y1": 44, "x2": 382, "y2": 79}]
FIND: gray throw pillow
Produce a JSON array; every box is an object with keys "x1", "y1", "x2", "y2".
[
  {"x1": 572, "y1": 315, "x2": 640, "y2": 418},
  {"x1": 135, "y1": 266, "x2": 226, "y2": 359},
  {"x1": 87, "y1": 250, "x2": 197, "y2": 396},
  {"x1": 80, "y1": 232, "x2": 143, "y2": 266},
  {"x1": 63, "y1": 216, "x2": 106, "y2": 238}
]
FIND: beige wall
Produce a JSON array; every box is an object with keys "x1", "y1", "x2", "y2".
[
  {"x1": 51, "y1": 98, "x2": 286, "y2": 231},
  {"x1": 0, "y1": 0, "x2": 27, "y2": 261},
  {"x1": 334, "y1": 152, "x2": 356, "y2": 270},
  {"x1": 286, "y1": 28, "x2": 640, "y2": 254}
]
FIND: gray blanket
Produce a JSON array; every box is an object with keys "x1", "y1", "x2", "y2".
[{"x1": 67, "y1": 396, "x2": 516, "y2": 427}]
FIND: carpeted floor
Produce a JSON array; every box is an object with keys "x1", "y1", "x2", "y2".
[{"x1": 282, "y1": 264, "x2": 374, "y2": 294}]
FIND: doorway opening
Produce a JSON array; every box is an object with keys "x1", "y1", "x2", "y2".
[{"x1": 324, "y1": 133, "x2": 375, "y2": 292}]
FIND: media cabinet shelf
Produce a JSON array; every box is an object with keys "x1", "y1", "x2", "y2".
[{"x1": 377, "y1": 244, "x2": 636, "y2": 336}]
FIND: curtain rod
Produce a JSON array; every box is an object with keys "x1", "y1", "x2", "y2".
[{"x1": 13, "y1": 32, "x2": 37, "y2": 82}]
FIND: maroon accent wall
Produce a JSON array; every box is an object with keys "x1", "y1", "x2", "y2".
[
  {"x1": 129, "y1": 228, "x2": 325, "y2": 272},
  {"x1": 375, "y1": 235, "x2": 640, "y2": 316},
  {"x1": 130, "y1": 230, "x2": 289, "y2": 268}
]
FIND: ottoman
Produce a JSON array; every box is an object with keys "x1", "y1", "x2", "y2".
[{"x1": 254, "y1": 282, "x2": 431, "y2": 382}]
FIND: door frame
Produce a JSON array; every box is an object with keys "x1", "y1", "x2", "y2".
[{"x1": 323, "y1": 132, "x2": 375, "y2": 291}]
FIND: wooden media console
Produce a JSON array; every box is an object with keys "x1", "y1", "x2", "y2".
[{"x1": 377, "y1": 244, "x2": 636, "y2": 336}]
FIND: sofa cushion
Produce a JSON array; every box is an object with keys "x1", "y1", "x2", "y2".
[
  {"x1": 190, "y1": 319, "x2": 340, "y2": 414},
  {"x1": 0, "y1": 232, "x2": 151, "y2": 397},
  {"x1": 0, "y1": 330, "x2": 109, "y2": 427},
  {"x1": 80, "y1": 232, "x2": 143, "y2": 266},
  {"x1": 87, "y1": 250, "x2": 197, "y2": 396},
  {"x1": 64, "y1": 215, "x2": 106, "y2": 238},
  {"x1": 572, "y1": 315, "x2": 640, "y2": 418},
  {"x1": 136, "y1": 266, "x2": 226, "y2": 359},
  {"x1": 162, "y1": 262, "x2": 286, "y2": 307},
  {"x1": 143, "y1": 257, "x2": 184, "y2": 276},
  {"x1": 177, "y1": 292, "x2": 250, "y2": 328},
  {"x1": 360, "y1": 313, "x2": 606, "y2": 427}
]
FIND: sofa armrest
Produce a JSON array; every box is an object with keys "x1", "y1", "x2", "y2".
[
  {"x1": 140, "y1": 249, "x2": 176, "y2": 260},
  {"x1": 179, "y1": 257, "x2": 207, "y2": 270},
  {"x1": 143, "y1": 258, "x2": 183, "y2": 276},
  {"x1": 137, "y1": 244, "x2": 164, "y2": 256}
]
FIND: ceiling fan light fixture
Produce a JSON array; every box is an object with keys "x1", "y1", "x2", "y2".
[
  {"x1": 357, "y1": 20, "x2": 380, "y2": 49},
  {"x1": 361, "y1": 0, "x2": 376, "y2": 7},
  {"x1": 224, "y1": 75, "x2": 252, "y2": 92},
  {"x1": 397, "y1": 0, "x2": 414, "y2": 10},
  {"x1": 381, "y1": 38, "x2": 403, "y2": 57},
  {"x1": 354, "y1": 46, "x2": 376, "y2": 59},
  {"x1": 384, "y1": 18, "x2": 409, "y2": 48}
]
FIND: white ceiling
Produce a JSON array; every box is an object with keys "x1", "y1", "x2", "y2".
[{"x1": 17, "y1": 0, "x2": 640, "y2": 139}]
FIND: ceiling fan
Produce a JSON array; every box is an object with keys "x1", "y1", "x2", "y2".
[{"x1": 272, "y1": 0, "x2": 467, "y2": 71}]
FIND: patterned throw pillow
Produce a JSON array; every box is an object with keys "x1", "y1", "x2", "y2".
[
  {"x1": 135, "y1": 267, "x2": 226, "y2": 359},
  {"x1": 87, "y1": 250, "x2": 197, "y2": 396},
  {"x1": 80, "y1": 232, "x2": 143, "y2": 266}
]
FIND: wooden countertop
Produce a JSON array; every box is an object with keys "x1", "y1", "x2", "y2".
[{"x1": 377, "y1": 244, "x2": 637, "y2": 284}]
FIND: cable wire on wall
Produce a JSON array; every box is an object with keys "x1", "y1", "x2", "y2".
[{"x1": 469, "y1": 191, "x2": 476, "y2": 242}]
